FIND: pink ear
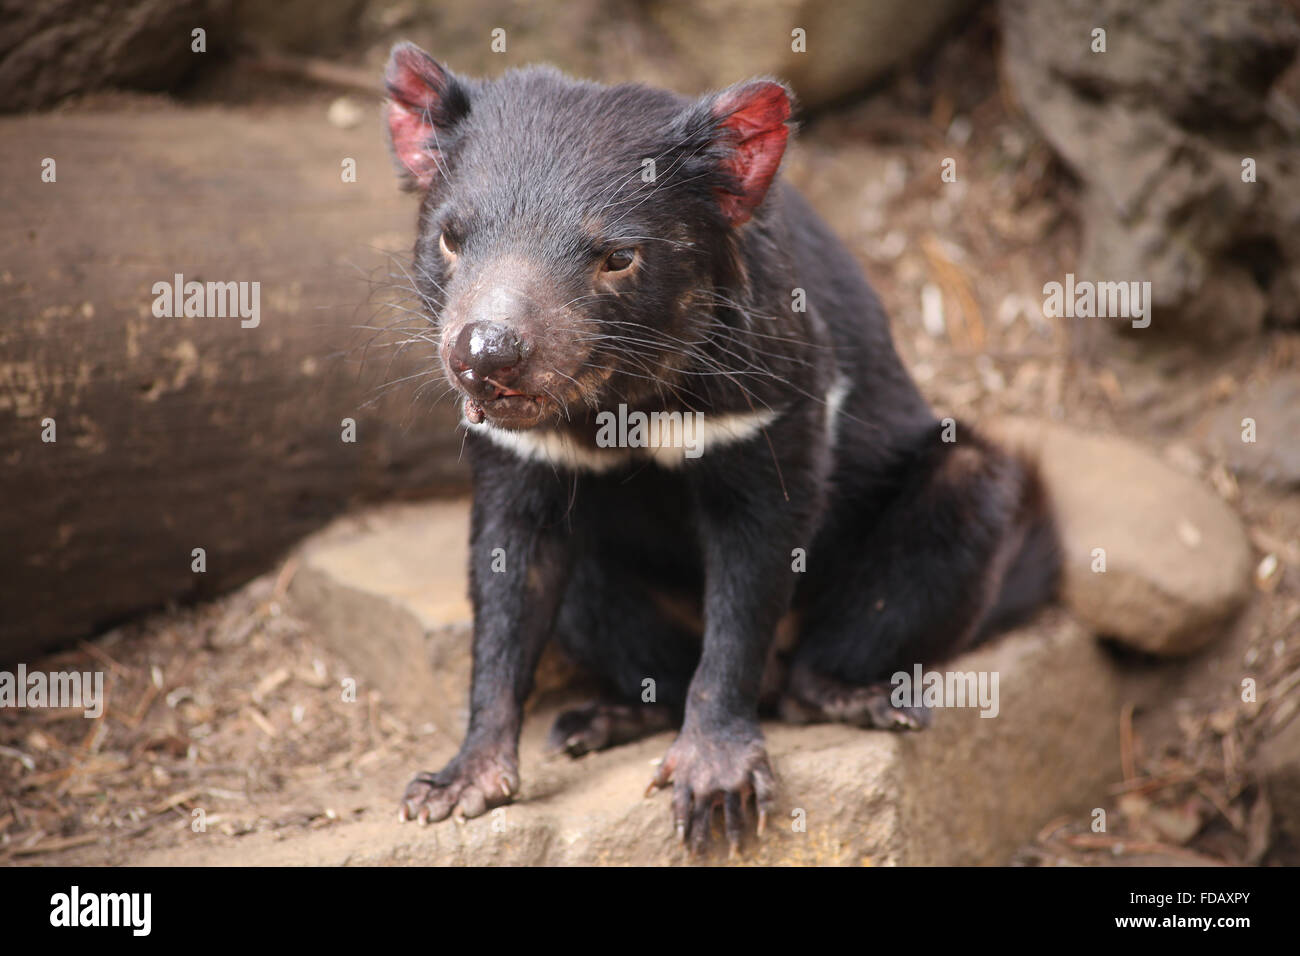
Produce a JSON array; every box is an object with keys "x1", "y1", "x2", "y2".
[
  {"x1": 384, "y1": 43, "x2": 467, "y2": 191},
  {"x1": 711, "y1": 82, "x2": 791, "y2": 226}
]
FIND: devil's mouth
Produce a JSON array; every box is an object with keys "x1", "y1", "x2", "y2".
[{"x1": 464, "y1": 390, "x2": 547, "y2": 428}]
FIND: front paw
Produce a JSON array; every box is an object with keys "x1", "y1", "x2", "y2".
[
  {"x1": 646, "y1": 723, "x2": 776, "y2": 856},
  {"x1": 399, "y1": 748, "x2": 519, "y2": 825}
]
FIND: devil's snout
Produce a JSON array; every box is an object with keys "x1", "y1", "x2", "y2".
[{"x1": 450, "y1": 320, "x2": 524, "y2": 390}]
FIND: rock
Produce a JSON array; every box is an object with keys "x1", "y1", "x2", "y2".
[
  {"x1": 286, "y1": 500, "x2": 581, "y2": 731},
  {"x1": 287, "y1": 501, "x2": 475, "y2": 731},
  {"x1": 1000, "y1": 0, "x2": 1300, "y2": 345},
  {"x1": 326, "y1": 96, "x2": 366, "y2": 129},
  {"x1": 990, "y1": 417, "x2": 1254, "y2": 655},
  {"x1": 645, "y1": 0, "x2": 977, "y2": 108},
  {"x1": 0, "y1": 106, "x2": 467, "y2": 660},
  {"x1": 1197, "y1": 372, "x2": 1300, "y2": 487},
  {"x1": 260, "y1": 497, "x2": 1159, "y2": 865}
]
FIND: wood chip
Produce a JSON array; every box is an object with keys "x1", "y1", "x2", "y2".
[
  {"x1": 148, "y1": 788, "x2": 202, "y2": 815},
  {"x1": 244, "y1": 706, "x2": 278, "y2": 739},
  {"x1": 252, "y1": 667, "x2": 291, "y2": 704}
]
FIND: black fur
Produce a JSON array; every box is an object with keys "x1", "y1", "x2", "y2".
[{"x1": 382, "y1": 46, "x2": 1061, "y2": 852}]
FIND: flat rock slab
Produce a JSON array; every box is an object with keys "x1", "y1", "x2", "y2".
[
  {"x1": 285, "y1": 500, "x2": 474, "y2": 731},
  {"x1": 990, "y1": 417, "x2": 1253, "y2": 656},
  {"x1": 184, "y1": 497, "x2": 1165, "y2": 866},
  {"x1": 134, "y1": 616, "x2": 1119, "y2": 865}
]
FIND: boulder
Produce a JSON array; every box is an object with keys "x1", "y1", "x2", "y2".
[{"x1": 990, "y1": 417, "x2": 1254, "y2": 655}]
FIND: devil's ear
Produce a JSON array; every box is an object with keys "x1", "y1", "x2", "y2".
[
  {"x1": 384, "y1": 42, "x2": 471, "y2": 191},
  {"x1": 707, "y1": 80, "x2": 792, "y2": 226}
]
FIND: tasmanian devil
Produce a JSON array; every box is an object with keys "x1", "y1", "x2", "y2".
[{"x1": 382, "y1": 41, "x2": 1060, "y2": 853}]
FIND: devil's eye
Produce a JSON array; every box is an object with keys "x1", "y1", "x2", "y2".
[
  {"x1": 602, "y1": 248, "x2": 636, "y2": 272},
  {"x1": 439, "y1": 231, "x2": 459, "y2": 257}
]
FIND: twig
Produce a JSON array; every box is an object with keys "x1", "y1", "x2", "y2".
[
  {"x1": 77, "y1": 641, "x2": 132, "y2": 676},
  {"x1": 272, "y1": 556, "x2": 301, "y2": 602},
  {"x1": 1119, "y1": 702, "x2": 1137, "y2": 786},
  {"x1": 1062, "y1": 832, "x2": 1234, "y2": 866},
  {"x1": 240, "y1": 45, "x2": 382, "y2": 97},
  {"x1": 8, "y1": 832, "x2": 101, "y2": 857}
]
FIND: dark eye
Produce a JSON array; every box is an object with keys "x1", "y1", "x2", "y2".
[
  {"x1": 439, "y1": 231, "x2": 459, "y2": 257},
  {"x1": 602, "y1": 248, "x2": 636, "y2": 273}
]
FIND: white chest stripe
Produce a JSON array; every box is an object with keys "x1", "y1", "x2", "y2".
[
  {"x1": 464, "y1": 406, "x2": 780, "y2": 473},
  {"x1": 824, "y1": 374, "x2": 851, "y2": 448}
]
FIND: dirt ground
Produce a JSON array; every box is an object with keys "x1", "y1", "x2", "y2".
[{"x1": 2, "y1": 20, "x2": 1297, "y2": 866}]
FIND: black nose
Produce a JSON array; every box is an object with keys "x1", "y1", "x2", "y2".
[{"x1": 451, "y1": 321, "x2": 523, "y2": 386}]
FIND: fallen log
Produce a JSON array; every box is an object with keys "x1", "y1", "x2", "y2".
[{"x1": 0, "y1": 104, "x2": 468, "y2": 658}]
